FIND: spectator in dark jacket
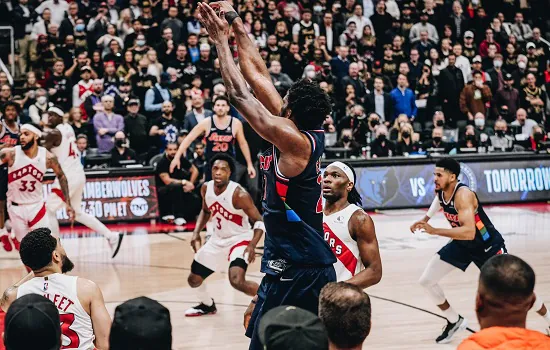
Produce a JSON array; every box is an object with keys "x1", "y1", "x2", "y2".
[
  {"x1": 269, "y1": 60, "x2": 293, "y2": 97},
  {"x1": 330, "y1": 46, "x2": 350, "y2": 80},
  {"x1": 340, "y1": 62, "x2": 366, "y2": 102},
  {"x1": 124, "y1": 98, "x2": 149, "y2": 159},
  {"x1": 282, "y1": 42, "x2": 307, "y2": 81},
  {"x1": 438, "y1": 53, "x2": 464, "y2": 127},
  {"x1": 364, "y1": 76, "x2": 393, "y2": 123},
  {"x1": 492, "y1": 73, "x2": 520, "y2": 122},
  {"x1": 371, "y1": 124, "x2": 395, "y2": 157}
]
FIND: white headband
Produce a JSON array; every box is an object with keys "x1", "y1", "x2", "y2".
[
  {"x1": 47, "y1": 106, "x2": 64, "y2": 117},
  {"x1": 327, "y1": 161, "x2": 355, "y2": 183},
  {"x1": 21, "y1": 124, "x2": 42, "y2": 138}
]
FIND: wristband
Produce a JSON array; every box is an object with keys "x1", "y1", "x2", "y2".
[
  {"x1": 253, "y1": 221, "x2": 265, "y2": 232},
  {"x1": 225, "y1": 11, "x2": 239, "y2": 25}
]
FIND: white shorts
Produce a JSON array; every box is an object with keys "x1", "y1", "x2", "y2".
[
  {"x1": 194, "y1": 234, "x2": 252, "y2": 272},
  {"x1": 46, "y1": 170, "x2": 85, "y2": 214},
  {"x1": 8, "y1": 201, "x2": 50, "y2": 242}
]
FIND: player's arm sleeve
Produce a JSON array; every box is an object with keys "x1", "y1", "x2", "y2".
[{"x1": 426, "y1": 196, "x2": 441, "y2": 218}]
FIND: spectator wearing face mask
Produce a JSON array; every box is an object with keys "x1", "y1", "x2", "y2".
[
  {"x1": 460, "y1": 71, "x2": 492, "y2": 123},
  {"x1": 110, "y1": 131, "x2": 137, "y2": 167},
  {"x1": 337, "y1": 105, "x2": 370, "y2": 145},
  {"x1": 370, "y1": 124, "x2": 395, "y2": 158},
  {"x1": 395, "y1": 122, "x2": 420, "y2": 156},
  {"x1": 457, "y1": 125, "x2": 479, "y2": 152},
  {"x1": 493, "y1": 73, "x2": 520, "y2": 122},
  {"x1": 423, "y1": 127, "x2": 450, "y2": 153},
  {"x1": 28, "y1": 88, "x2": 49, "y2": 125},
  {"x1": 489, "y1": 120, "x2": 515, "y2": 150},
  {"x1": 486, "y1": 54, "x2": 505, "y2": 95},
  {"x1": 332, "y1": 128, "x2": 362, "y2": 157},
  {"x1": 473, "y1": 112, "x2": 494, "y2": 144}
]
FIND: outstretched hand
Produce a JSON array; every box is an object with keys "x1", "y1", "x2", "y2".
[
  {"x1": 197, "y1": 2, "x2": 230, "y2": 45},
  {"x1": 209, "y1": 1, "x2": 236, "y2": 14}
]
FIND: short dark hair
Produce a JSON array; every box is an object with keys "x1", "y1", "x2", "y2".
[
  {"x1": 319, "y1": 282, "x2": 371, "y2": 348},
  {"x1": 480, "y1": 254, "x2": 535, "y2": 300},
  {"x1": 76, "y1": 133, "x2": 88, "y2": 141},
  {"x1": 213, "y1": 95, "x2": 230, "y2": 105},
  {"x1": 435, "y1": 157, "x2": 460, "y2": 177},
  {"x1": 20, "y1": 228, "x2": 57, "y2": 271},
  {"x1": 287, "y1": 79, "x2": 332, "y2": 130},
  {"x1": 209, "y1": 153, "x2": 236, "y2": 174}
]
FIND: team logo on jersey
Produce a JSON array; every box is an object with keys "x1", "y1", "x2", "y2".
[
  {"x1": 130, "y1": 197, "x2": 148, "y2": 216},
  {"x1": 459, "y1": 163, "x2": 478, "y2": 191},
  {"x1": 208, "y1": 201, "x2": 244, "y2": 226},
  {"x1": 336, "y1": 215, "x2": 344, "y2": 223},
  {"x1": 43, "y1": 282, "x2": 48, "y2": 291},
  {"x1": 8, "y1": 164, "x2": 44, "y2": 183},
  {"x1": 259, "y1": 155, "x2": 273, "y2": 171}
]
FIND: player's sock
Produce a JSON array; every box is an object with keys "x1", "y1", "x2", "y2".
[
  {"x1": 76, "y1": 212, "x2": 117, "y2": 240},
  {"x1": 197, "y1": 284, "x2": 214, "y2": 307},
  {"x1": 442, "y1": 306, "x2": 460, "y2": 324}
]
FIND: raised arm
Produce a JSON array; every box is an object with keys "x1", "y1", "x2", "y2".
[
  {"x1": 169, "y1": 119, "x2": 209, "y2": 172},
  {"x1": 345, "y1": 211, "x2": 382, "y2": 289},
  {"x1": 46, "y1": 151, "x2": 75, "y2": 221},
  {"x1": 233, "y1": 186, "x2": 264, "y2": 264},
  {"x1": 198, "y1": 3, "x2": 308, "y2": 155},
  {"x1": 210, "y1": 1, "x2": 283, "y2": 115},
  {"x1": 42, "y1": 129, "x2": 62, "y2": 150},
  {"x1": 234, "y1": 119, "x2": 256, "y2": 178}
]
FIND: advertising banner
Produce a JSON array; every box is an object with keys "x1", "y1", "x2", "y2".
[
  {"x1": 345, "y1": 159, "x2": 550, "y2": 210},
  {"x1": 44, "y1": 175, "x2": 159, "y2": 223}
]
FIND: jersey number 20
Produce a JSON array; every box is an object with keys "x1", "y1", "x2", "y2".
[{"x1": 60, "y1": 313, "x2": 80, "y2": 349}]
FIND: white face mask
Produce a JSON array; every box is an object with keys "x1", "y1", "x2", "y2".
[
  {"x1": 37, "y1": 96, "x2": 47, "y2": 105},
  {"x1": 306, "y1": 70, "x2": 316, "y2": 79},
  {"x1": 475, "y1": 118, "x2": 485, "y2": 127},
  {"x1": 518, "y1": 61, "x2": 527, "y2": 69},
  {"x1": 494, "y1": 60, "x2": 503, "y2": 68}
]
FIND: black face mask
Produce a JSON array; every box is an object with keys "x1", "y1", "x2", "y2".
[
  {"x1": 436, "y1": 120, "x2": 444, "y2": 127},
  {"x1": 369, "y1": 119, "x2": 379, "y2": 127},
  {"x1": 496, "y1": 130, "x2": 505, "y2": 137},
  {"x1": 466, "y1": 134, "x2": 476, "y2": 141},
  {"x1": 402, "y1": 131, "x2": 410, "y2": 138},
  {"x1": 342, "y1": 135, "x2": 351, "y2": 142},
  {"x1": 115, "y1": 139, "x2": 125, "y2": 147},
  {"x1": 433, "y1": 136, "x2": 442, "y2": 143},
  {"x1": 377, "y1": 134, "x2": 386, "y2": 142}
]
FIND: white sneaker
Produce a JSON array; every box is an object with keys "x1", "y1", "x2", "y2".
[
  {"x1": 174, "y1": 218, "x2": 187, "y2": 226},
  {"x1": 108, "y1": 232, "x2": 125, "y2": 258},
  {"x1": 161, "y1": 215, "x2": 175, "y2": 222}
]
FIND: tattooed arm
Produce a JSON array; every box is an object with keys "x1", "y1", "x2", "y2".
[
  {"x1": 46, "y1": 151, "x2": 75, "y2": 221},
  {"x1": 1, "y1": 272, "x2": 34, "y2": 312},
  {"x1": 0, "y1": 147, "x2": 16, "y2": 167}
]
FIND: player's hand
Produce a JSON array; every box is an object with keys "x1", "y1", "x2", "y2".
[
  {"x1": 197, "y1": 3, "x2": 229, "y2": 45},
  {"x1": 410, "y1": 220, "x2": 426, "y2": 233},
  {"x1": 66, "y1": 205, "x2": 75, "y2": 222},
  {"x1": 244, "y1": 243, "x2": 256, "y2": 264},
  {"x1": 190, "y1": 232, "x2": 202, "y2": 252},
  {"x1": 243, "y1": 296, "x2": 257, "y2": 330},
  {"x1": 209, "y1": 1, "x2": 237, "y2": 14},
  {"x1": 183, "y1": 180, "x2": 195, "y2": 192},
  {"x1": 247, "y1": 165, "x2": 256, "y2": 179},
  {"x1": 412, "y1": 221, "x2": 435, "y2": 234},
  {"x1": 169, "y1": 157, "x2": 181, "y2": 173}
]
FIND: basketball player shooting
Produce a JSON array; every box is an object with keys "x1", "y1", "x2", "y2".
[
  {"x1": 0, "y1": 124, "x2": 74, "y2": 248},
  {"x1": 322, "y1": 162, "x2": 382, "y2": 289},
  {"x1": 43, "y1": 106, "x2": 124, "y2": 258},
  {"x1": 411, "y1": 157, "x2": 550, "y2": 343},
  {"x1": 197, "y1": 3, "x2": 336, "y2": 349},
  {"x1": 185, "y1": 153, "x2": 263, "y2": 317}
]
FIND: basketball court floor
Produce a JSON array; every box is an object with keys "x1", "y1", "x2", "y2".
[{"x1": 1, "y1": 202, "x2": 549, "y2": 349}]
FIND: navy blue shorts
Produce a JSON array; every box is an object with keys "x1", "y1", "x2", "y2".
[
  {"x1": 438, "y1": 240, "x2": 507, "y2": 271},
  {"x1": 245, "y1": 265, "x2": 336, "y2": 350},
  {"x1": 0, "y1": 167, "x2": 7, "y2": 201}
]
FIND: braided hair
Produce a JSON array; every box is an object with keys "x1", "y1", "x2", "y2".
[{"x1": 344, "y1": 162, "x2": 362, "y2": 206}]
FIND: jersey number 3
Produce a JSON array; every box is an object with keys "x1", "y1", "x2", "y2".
[{"x1": 60, "y1": 313, "x2": 80, "y2": 349}]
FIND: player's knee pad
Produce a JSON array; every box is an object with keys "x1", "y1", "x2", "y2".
[{"x1": 190, "y1": 260, "x2": 214, "y2": 282}]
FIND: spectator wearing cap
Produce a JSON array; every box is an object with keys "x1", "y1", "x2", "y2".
[
  {"x1": 144, "y1": 72, "x2": 172, "y2": 120},
  {"x1": 468, "y1": 55, "x2": 491, "y2": 84},
  {"x1": 493, "y1": 73, "x2": 520, "y2": 122},
  {"x1": 258, "y1": 305, "x2": 328, "y2": 350},
  {"x1": 525, "y1": 42, "x2": 544, "y2": 75},
  {"x1": 460, "y1": 70, "x2": 492, "y2": 122},
  {"x1": 93, "y1": 94, "x2": 124, "y2": 153},
  {"x1": 83, "y1": 78, "x2": 104, "y2": 121},
  {"x1": 138, "y1": 1, "x2": 156, "y2": 33},
  {"x1": 110, "y1": 296, "x2": 172, "y2": 350},
  {"x1": 124, "y1": 98, "x2": 148, "y2": 158},
  {"x1": 319, "y1": 282, "x2": 372, "y2": 350},
  {"x1": 3, "y1": 294, "x2": 61, "y2": 350},
  {"x1": 110, "y1": 131, "x2": 137, "y2": 167},
  {"x1": 458, "y1": 255, "x2": 550, "y2": 349},
  {"x1": 390, "y1": 74, "x2": 416, "y2": 121},
  {"x1": 462, "y1": 31, "x2": 477, "y2": 62},
  {"x1": 410, "y1": 10, "x2": 439, "y2": 44},
  {"x1": 438, "y1": 53, "x2": 465, "y2": 127},
  {"x1": 511, "y1": 12, "x2": 533, "y2": 43},
  {"x1": 479, "y1": 28, "x2": 501, "y2": 58}
]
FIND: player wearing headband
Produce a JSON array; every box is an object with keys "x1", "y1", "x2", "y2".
[
  {"x1": 0, "y1": 123, "x2": 74, "y2": 247},
  {"x1": 43, "y1": 106, "x2": 124, "y2": 258},
  {"x1": 322, "y1": 161, "x2": 382, "y2": 288}
]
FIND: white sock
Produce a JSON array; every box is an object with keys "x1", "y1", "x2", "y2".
[
  {"x1": 442, "y1": 306, "x2": 460, "y2": 324},
  {"x1": 197, "y1": 284, "x2": 213, "y2": 306},
  {"x1": 76, "y1": 212, "x2": 117, "y2": 240}
]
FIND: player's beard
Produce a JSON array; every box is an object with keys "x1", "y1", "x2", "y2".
[
  {"x1": 61, "y1": 254, "x2": 75, "y2": 273},
  {"x1": 21, "y1": 138, "x2": 35, "y2": 151}
]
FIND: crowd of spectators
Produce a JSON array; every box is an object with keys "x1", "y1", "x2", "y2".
[{"x1": 0, "y1": 0, "x2": 547, "y2": 165}]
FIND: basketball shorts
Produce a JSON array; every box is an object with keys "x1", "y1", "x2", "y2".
[
  {"x1": 438, "y1": 240, "x2": 507, "y2": 271},
  {"x1": 194, "y1": 234, "x2": 252, "y2": 273},
  {"x1": 0, "y1": 167, "x2": 7, "y2": 201},
  {"x1": 7, "y1": 201, "x2": 50, "y2": 242},
  {"x1": 46, "y1": 170, "x2": 85, "y2": 214},
  {"x1": 245, "y1": 264, "x2": 336, "y2": 350}
]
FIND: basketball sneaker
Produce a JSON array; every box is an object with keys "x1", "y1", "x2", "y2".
[
  {"x1": 0, "y1": 228, "x2": 12, "y2": 252},
  {"x1": 108, "y1": 232, "x2": 125, "y2": 258},
  {"x1": 185, "y1": 300, "x2": 217, "y2": 317},
  {"x1": 436, "y1": 315, "x2": 467, "y2": 344}
]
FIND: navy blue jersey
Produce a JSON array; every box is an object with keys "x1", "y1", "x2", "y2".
[
  {"x1": 205, "y1": 116, "x2": 236, "y2": 160},
  {"x1": 259, "y1": 130, "x2": 336, "y2": 272},
  {"x1": 438, "y1": 183, "x2": 504, "y2": 250},
  {"x1": 0, "y1": 120, "x2": 19, "y2": 147}
]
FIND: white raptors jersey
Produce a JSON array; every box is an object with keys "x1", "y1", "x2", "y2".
[
  {"x1": 205, "y1": 180, "x2": 252, "y2": 240},
  {"x1": 17, "y1": 273, "x2": 94, "y2": 350},
  {"x1": 51, "y1": 123, "x2": 83, "y2": 174},
  {"x1": 7, "y1": 146, "x2": 47, "y2": 204},
  {"x1": 323, "y1": 204, "x2": 365, "y2": 281}
]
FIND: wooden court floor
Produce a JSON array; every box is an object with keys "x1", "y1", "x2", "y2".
[{"x1": 1, "y1": 203, "x2": 549, "y2": 349}]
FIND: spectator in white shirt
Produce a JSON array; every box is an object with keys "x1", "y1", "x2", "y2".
[
  {"x1": 35, "y1": 0, "x2": 69, "y2": 26},
  {"x1": 346, "y1": 4, "x2": 375, "y2": 38},
  {"x1": 511, "y1": 108, "x2": 538, "y2": 138},
  {"x1": 410, "y1": 10, "x2": 439, "y2": 44},
  {"x1": 511, "y1": 12, "x2": 533, "y2": 43},
  {"x1": 449, "y1": 43, "x2": 471, "y2": 84},
  {"x1": 31, "y1": 9, "x2": 51, "y2": 40},
  {"x1": 385, "y1": 0, "x2": 400, "y2": 19}
]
